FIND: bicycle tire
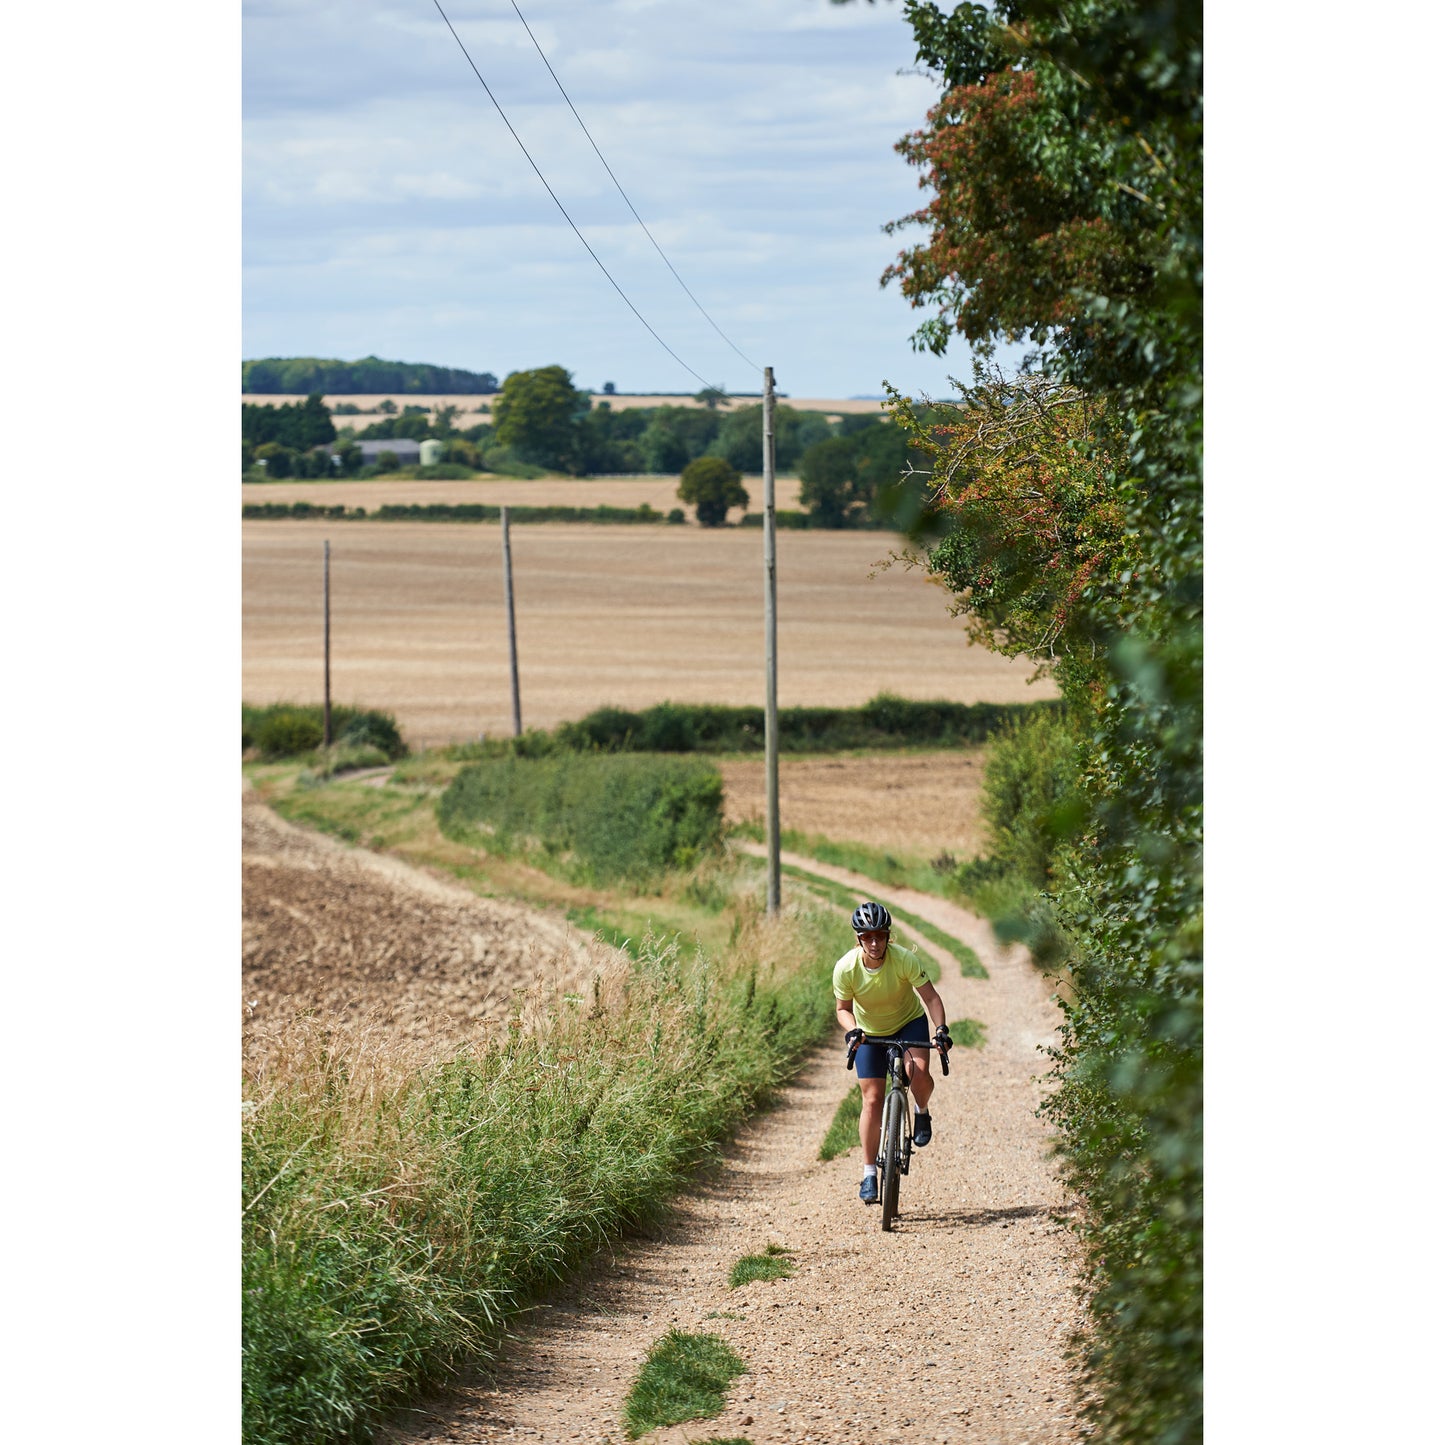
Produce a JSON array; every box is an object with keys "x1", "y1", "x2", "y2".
[{"x1": 880, "y1": 1088, "x2": 904, "y2": 1230}]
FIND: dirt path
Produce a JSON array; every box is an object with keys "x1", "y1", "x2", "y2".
[{"x1": 379, "y1": 850, "x2": 1084, "y2": 1444}]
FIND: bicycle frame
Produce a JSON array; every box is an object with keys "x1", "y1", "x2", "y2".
[{"x1": 846, "y1": 1035, "x2": 948, "y2": 1230}]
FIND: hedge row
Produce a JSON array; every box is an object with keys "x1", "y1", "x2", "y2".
[
  {"x1": 242, "y1": 703, "x2": 406, "y2": 759},
  {"x1": 437, "y1": 752, "x2": 724, "y2": 886},
  {"x1": 241, "y1": 502, "x2": 892, "y2": 530},
  {"x1": 242, "y1": 501, "x2": 680, "y2": 525},
  {"x1": 739, "y1": 509, "x2": 891, "y2": 531},
  {"x1": 547, "y1": 694, "x2": 1059, "y2": 755}
]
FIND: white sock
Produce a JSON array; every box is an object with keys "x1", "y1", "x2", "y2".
[{"x1": 864, "y1": 1164, "x2": 878, "y2": 1179}]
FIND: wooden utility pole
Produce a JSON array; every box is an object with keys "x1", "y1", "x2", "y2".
[
  {"x1": 501, "y1": 506, "x2": 522, "y2": 736},
  {"x1": 763, "y1": 367, "x2": 780, "y2": 913},
  {"x1": 322, "y1": 538, "x2": 333, "y2": 746}
]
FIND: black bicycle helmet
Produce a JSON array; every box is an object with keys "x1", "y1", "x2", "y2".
[{"x1": 851, "y1": 900, "x2": 892, "y2": 933}]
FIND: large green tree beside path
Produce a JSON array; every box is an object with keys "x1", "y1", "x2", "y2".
[{"x1": 854, "y1": 2, "x2": 1203, "y2": 1440}]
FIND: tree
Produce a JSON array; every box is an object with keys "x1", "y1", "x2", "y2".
[
  {"x1": 638, "y1": 406, "x2": 722, "y2": 473},
  {"x1": 492, "y1": 365, "x2": 587, "y2": 473},
  {"x1": 798, "y1": 437, "x2": 868, "y2": 528},
  {"x1": 871, "y1": 4, "x2": 1202, "y2": 1440},
  {"x1": 241, "y1": 393, "x2": 336, "y2": 450},
  {"x1": 709, "y1": 404, "x2": 832, "y2": 473},
  {"x1": 677, "y1": 456, "x2": 748, "y2": 527},
  {"x1": 798, "y1": 421, "x2": 921, "y2": 529},
  {"x1": 694, "y1": 386, "x2": 727, "y2": 410}
]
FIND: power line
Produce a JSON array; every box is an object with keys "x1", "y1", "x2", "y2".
[
  {"x1": 507, "y1": 0, "x2": 762, "y2": 376},
  {"x1": 431, "y1": 0, "x2": 719, "y2": 391}
]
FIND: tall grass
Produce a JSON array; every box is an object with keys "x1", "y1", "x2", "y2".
[{"x1": 242, "y1": 908, "x2": 852, "y2": 1445}]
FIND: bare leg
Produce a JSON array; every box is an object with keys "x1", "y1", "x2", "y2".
[
  {"x1": 858, "y1": 1077, "x2": 885, "y2": 1162},
  {"x1": 905, "y1": 1048, "x2": 934, "y2": 1113}
]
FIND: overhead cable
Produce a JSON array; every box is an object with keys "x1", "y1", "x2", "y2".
[
  {"x1": 507, "y1": 0, "x2": 762, "y2": 375},
  {"x1": 430, "y1": 0, "x2": 719, "y2": 390}
]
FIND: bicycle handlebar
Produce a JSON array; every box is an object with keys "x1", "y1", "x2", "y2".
[{"x1": 845, "y1": 1035, "x2": 950, "y2": 1076}]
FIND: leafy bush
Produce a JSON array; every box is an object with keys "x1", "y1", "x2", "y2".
[
  {"x1": 242, "y1": 705, "x2": 407, "y2": 759},
  {"x1": 251, "y1": 707, "x2": 323, "y2": 758},
  {"x1": 336, "y1": 711, "x2": 405, "y2": 758},
  {"x1": 438, "y1": 753, "x2": 724, "y2": 886},
  {"x1": 976, "y1": 708, "x2": 1084, "y2": 889}
]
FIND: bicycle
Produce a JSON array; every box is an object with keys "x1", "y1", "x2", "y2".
[{"x1": 846, "y1": 1034, "x2": 949, "y2": 1231}]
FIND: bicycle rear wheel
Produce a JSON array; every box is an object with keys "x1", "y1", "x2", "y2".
[{"x1": 880, "y1": 1088, "x2": 904, "y2": 1230}]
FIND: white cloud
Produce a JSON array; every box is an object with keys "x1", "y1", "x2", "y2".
[{"x1": 243, "y1": 0, "x2": 983, "y2": 395}]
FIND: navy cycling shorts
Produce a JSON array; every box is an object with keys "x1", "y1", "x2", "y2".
[{"x1": 854, "y1": 1012, "x2": 930, "y2": 1079}]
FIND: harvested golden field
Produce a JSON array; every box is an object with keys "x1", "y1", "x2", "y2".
[
  {"x1": 241, "y1": 392, "x2": 886, "y2": 425},
  {"x1": 242, "y1": 473, "x2": 803, "y2": 515},
  {"x1": 243, "y1": 520, "x2": 1053, "y2": 748},
  {"x1": 717, "y1": 750, "x2": 988, "y2": 860}
]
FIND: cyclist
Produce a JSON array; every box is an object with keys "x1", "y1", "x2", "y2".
[{"x1": 833, "y1": 900, "x2": 952, "y2": 1204}]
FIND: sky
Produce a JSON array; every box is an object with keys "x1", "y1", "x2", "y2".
[{"x1": 243, "y1": 0, "x2": 994, "y2": 398}]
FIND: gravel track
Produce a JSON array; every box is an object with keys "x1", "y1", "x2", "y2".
[{"x1": 378, "y1": 850, "x2": 1085, "y2": 1445}]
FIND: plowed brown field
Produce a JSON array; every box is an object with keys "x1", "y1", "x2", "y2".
[
  {"x1": 242, "y1": 787, "x2": 621, "y2": 1041},
  {"x1": 243, "y1": 521, "x2": 1053, "y2": 748}
]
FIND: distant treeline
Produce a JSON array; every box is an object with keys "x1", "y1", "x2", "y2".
[
  {"x1": 243, "y1": 356, "x2": 499, "y2": 395},
  {"x1": 242, "y1": 363, "x2": 940, "y2": 531}
]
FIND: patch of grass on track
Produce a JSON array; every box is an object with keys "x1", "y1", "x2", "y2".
[
  {"x1": 622, "y1": 1330, "x2": 747, "y2": 1439},
  {"x1": 819, "y1": 1087, "x2": 864, "y2": 1162},
  {"x1": 780, "y1": 862, "x2": 987, "y2": 979},
  {"x1": 819, "y1": 1017, "x2": 985, "y2": 1161},
  {"x1": 728, "y1": 1243, "x2": 795, "y2": 1288}
]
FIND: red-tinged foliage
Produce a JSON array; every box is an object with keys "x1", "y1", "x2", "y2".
[
  {"x1": 884, "y1": 69, "x2": 1147, "y2": 353},
  {"x1": 886, "y1": 374, "x2": 1137, "y2": 694}
]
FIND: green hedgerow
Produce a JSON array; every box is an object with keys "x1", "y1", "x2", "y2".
[{"x1": 437, "y1": 752, "x2": 724, "y2": 887}]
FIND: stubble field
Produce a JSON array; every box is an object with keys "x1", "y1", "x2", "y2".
[
  {"x1": 242, "y1": 473, "x2": 802, "y2": 516},
  {"x1": 243, "y1": 520, "x2": 1052, "y2": 748}
]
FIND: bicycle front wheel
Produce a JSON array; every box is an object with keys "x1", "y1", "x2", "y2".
[{"x1": 880, "y1": 1088, "x2": 904, "y2": 1231}]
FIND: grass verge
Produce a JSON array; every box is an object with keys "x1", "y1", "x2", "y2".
[
  {"x1": 818, "y1": 1017, "x2": 985, "y2": 1162},
  {"x1": 622, "y1": 1330, "x2": 747, "y2": 1439},
  {"x1": 727, "y1": 1243, "x2": 795, "y2": 1288},
  {"x1": 243, "y1": 768, "x2": 852, "y2": 1445},
  {"x1": 248, "y1": 762, "x2": 753, "y2": 962}
]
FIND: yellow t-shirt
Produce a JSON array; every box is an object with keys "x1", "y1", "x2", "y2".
[{"x1": 832, "y1": 941, "x2": 931, "y2": 1037}]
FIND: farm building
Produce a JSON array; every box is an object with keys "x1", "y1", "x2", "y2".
[{"x1": 343, "y1": 439, "x2": 423, "y2": 466}]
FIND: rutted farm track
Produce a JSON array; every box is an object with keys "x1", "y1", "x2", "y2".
[{"x1": 243, "y1": 790, "x2": 1085, "y2": 1443}]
